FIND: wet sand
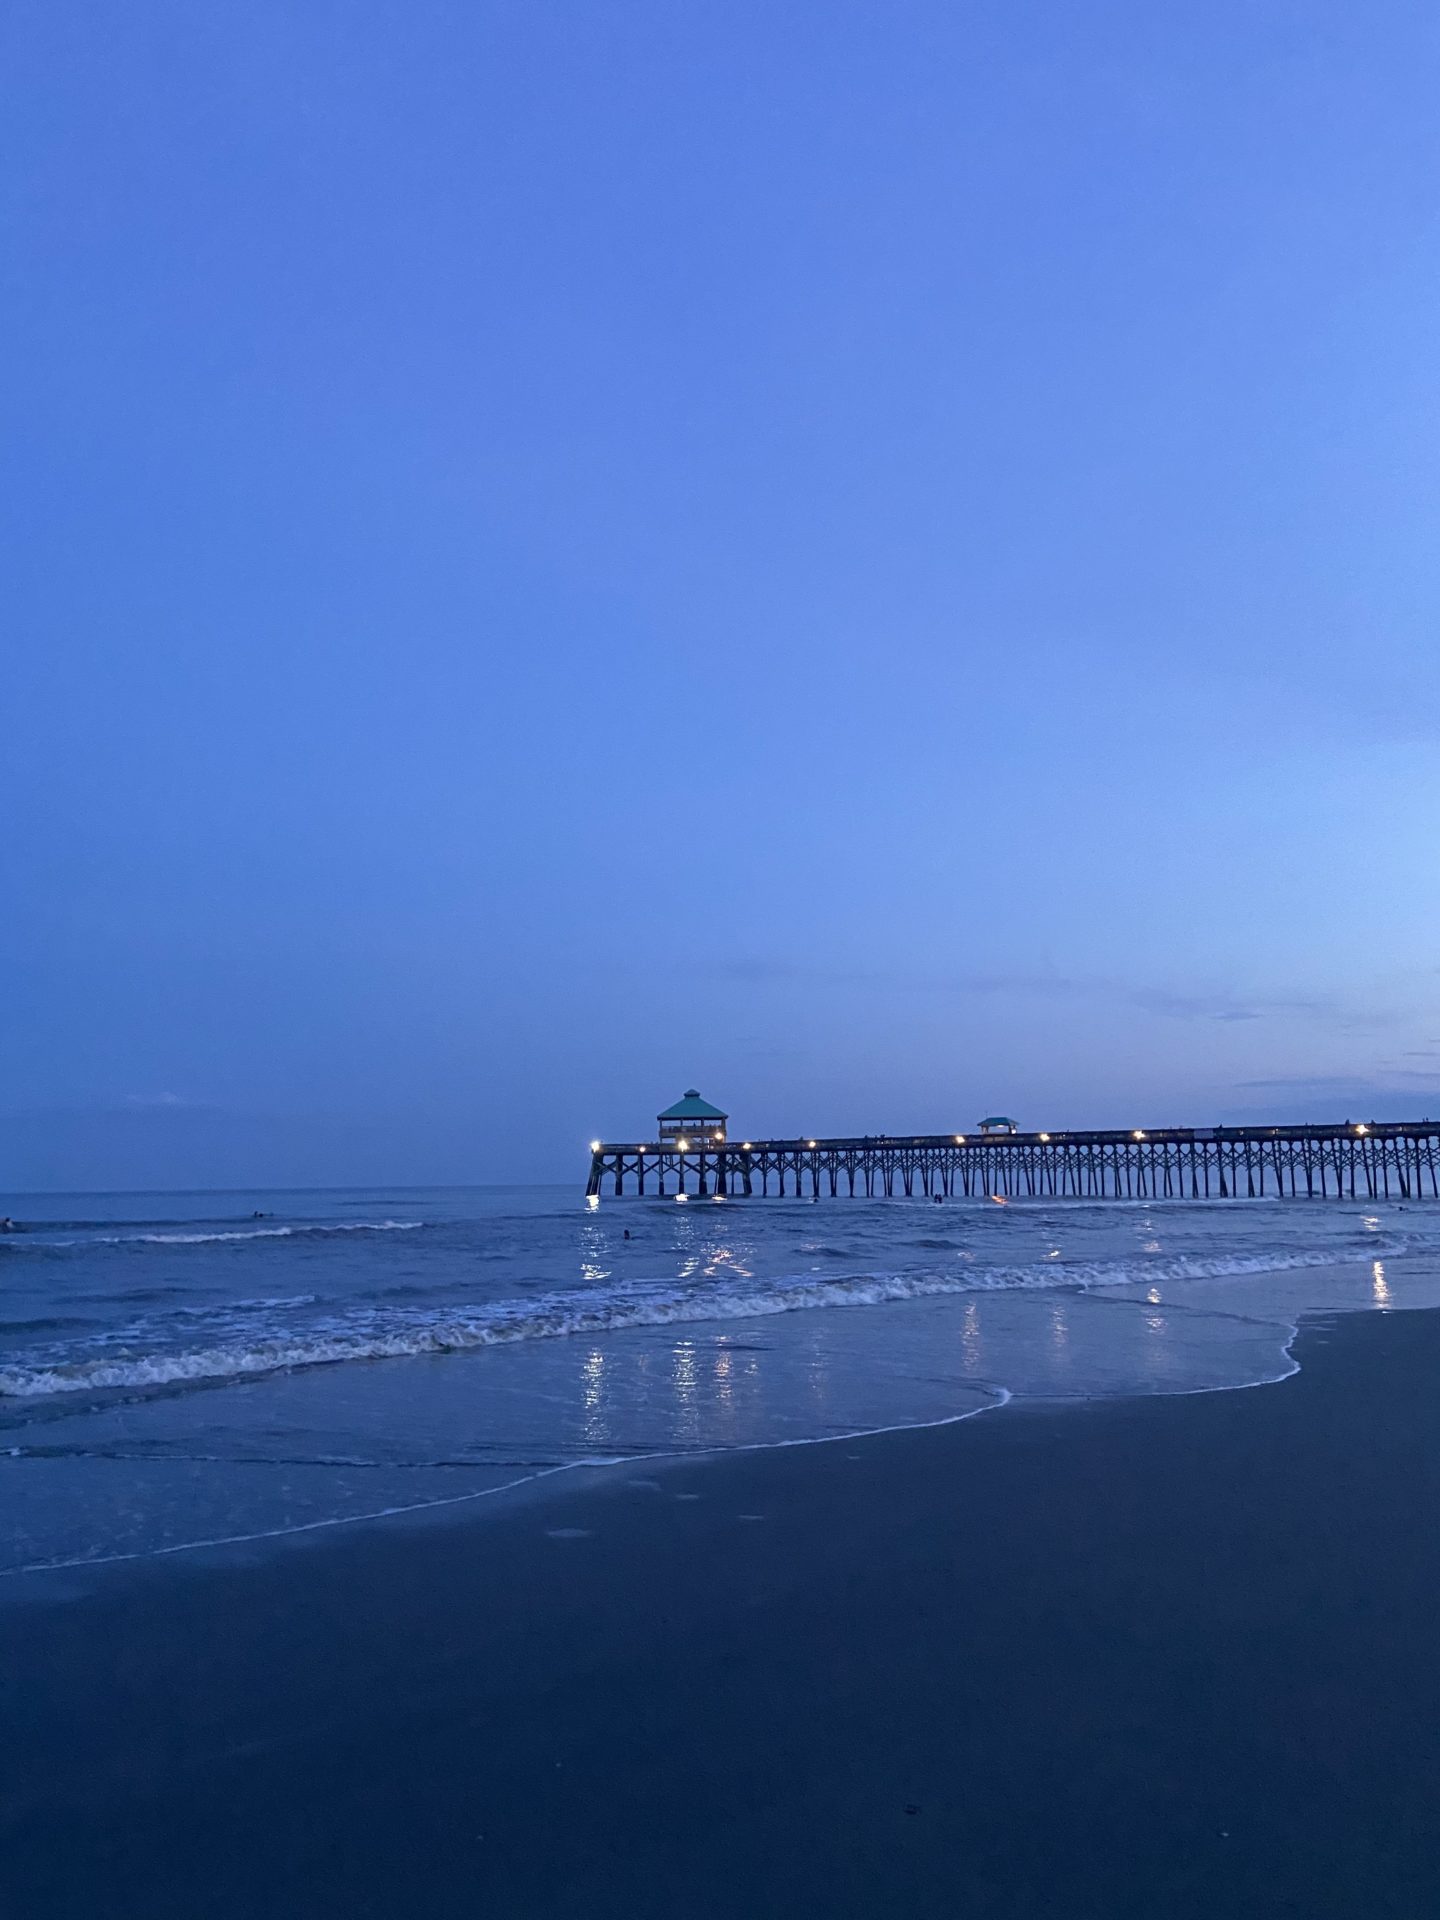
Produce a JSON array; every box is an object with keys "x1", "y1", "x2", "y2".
[{"x1": 6, "y1": 1307, "x2": 1440, "y2": 1917}]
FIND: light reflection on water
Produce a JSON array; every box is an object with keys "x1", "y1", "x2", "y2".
[
  {"x1": 1142, "y1": 1303, "x2": 1171, "y2": 1377},
  {"x1": 671, "y1": 1340, "x2": 700, "y2": 1446},
  {"x1": 581, "y1": 1347, "x2": 606, "y2": 1446},
  {"x1": 1050, "y1": 1299, "x2": 1070, "y2": 1358},
  {"x1": 713, "y1": 1345, "x2": 734, "y2": 1414},
  {"x1": 507, "y1": 1250, "x2": 1440, "y2": 1470},
  {"x1": 961, "y1": 1300, "x2": 982, "y2": 1373}
]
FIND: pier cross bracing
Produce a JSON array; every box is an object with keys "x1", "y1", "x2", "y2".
[{"x1": 586, "y1": 1122, "x2": 1440, "y2": 1203}]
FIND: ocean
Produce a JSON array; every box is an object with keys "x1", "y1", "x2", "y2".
[{"x1": 5, "y1": 1184, "x2": 1440, "y2": 1576}]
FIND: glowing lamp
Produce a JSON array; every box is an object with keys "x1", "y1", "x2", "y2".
[
  {"x1": 590, "y1": 1140, "x2": 601, "y2": 1152},
  {"x1": 677, "y1": 1138, "x2": 689, "y2": 1151},
  {"x1": 1133, "y1": 1129, "x2": 1145, "y2": 1140}
]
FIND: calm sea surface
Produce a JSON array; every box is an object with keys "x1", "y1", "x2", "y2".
[{"x1": 5, "y1": 1184, "x2": 1440, "y2": 1574}]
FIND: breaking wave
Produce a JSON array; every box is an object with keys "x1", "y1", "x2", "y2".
[
  {"x1": 1, "y1": 1237, "x2": 1429, "y2": 1402},
  {"x1": 1, "y1": 1220, "x2": 425, "y2": 1253},
  {"x1": 113, "y1": 1221, "x2": 425, "y2": 1247}
]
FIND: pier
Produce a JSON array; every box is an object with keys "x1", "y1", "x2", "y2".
[{"x1": 586, "y1": 1111, "x2": 1440, "y2": 1203}]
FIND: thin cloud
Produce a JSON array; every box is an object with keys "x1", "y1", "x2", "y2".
[
  {"x1": 715, "y1": 957, "x2": 1391, "y2": 1029},
  {"x1": 1236, "y1": 1073, "x2": 1440, "y2": 1099},
  {"x1": 0, "y1": 1096, "x2": 224, "y2": 1122}
]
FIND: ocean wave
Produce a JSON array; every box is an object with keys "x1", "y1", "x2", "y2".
[
  {"x1": 1, "y1": 1237, "x2": 1430, "y2": 1401},
  {"x1": 173, "y1": 1292, "x2": 319, "y2": 1315},
  {"x1": 0, "y1": 1315, "x2": 104, "y2": 1335},
  {"x1": 2, "y1": 1220, "x2": 425, "y2": 1253},
  {"x1": 100, "y1": 1220, "x2": 425, "y2": 1247}
]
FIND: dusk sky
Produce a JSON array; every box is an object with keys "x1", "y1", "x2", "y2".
[{"x1": 4, "y1": 2, "x2": 1439, "y2": 1189}]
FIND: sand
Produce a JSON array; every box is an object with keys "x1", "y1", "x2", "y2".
[{"x1": 6, "y1": 1307, "x2": 1440, "y2": 1917}]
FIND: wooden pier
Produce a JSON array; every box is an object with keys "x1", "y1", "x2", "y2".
[{"x1": 586, "y1": 1122, "x2": 1440, "y2": 1203}]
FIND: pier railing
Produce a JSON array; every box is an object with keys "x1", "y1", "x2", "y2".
[{"x1": 585, "y1": 1123, "x2": 1440, "y2": 1202}]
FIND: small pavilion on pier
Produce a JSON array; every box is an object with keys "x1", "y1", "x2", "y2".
[{"x1": 657, "y1": 1090, "x2": 728, "y2": 1145}]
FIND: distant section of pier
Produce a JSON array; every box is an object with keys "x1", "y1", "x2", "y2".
[{"x1": 586, "y1": 1095, "x2": 1440, "y2": 1201}]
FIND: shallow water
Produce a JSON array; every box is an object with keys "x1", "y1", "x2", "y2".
[{"x1": 4, "y1": 1185, "x2": 1440, "y2": 1572}]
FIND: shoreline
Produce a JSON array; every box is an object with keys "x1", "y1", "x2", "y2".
[
  {"x1": 5, "y1": 1258, "x2": 1388, "y2": 1584},
  {"x1": 8, "y1": 1305, "x2": 1440, "y2": 1914},
  {"x1": 7, "y1": 1192, "x2": 1433, "y2": 1585},
  {"x1": 0, "y1": 1286, "x2": 1312, "y2": 1584}
]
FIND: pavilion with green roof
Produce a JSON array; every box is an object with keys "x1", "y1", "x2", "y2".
[{"x1": 657, "y1": 1090, "x2": 729, "y2": 1145}]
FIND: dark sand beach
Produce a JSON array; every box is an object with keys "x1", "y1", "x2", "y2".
[{"x1": 7, "y1": 1306, "x2": 1440, "y2": 1918}]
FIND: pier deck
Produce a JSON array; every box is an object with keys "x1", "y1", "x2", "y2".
[{"x1": 585, "y1": 1123, "x2": 1440, "y2": 1202}]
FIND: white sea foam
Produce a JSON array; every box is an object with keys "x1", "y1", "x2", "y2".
[{"x1": 2, "y1": 1235, "x2": 1432, "y2": 1401}]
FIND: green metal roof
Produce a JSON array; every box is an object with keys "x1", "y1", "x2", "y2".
[
  {"x1": 657, "y1": 1089, "x2": 728, "y2": 1120},
  {"x1": 978, "y1": 1115, "x2": 1018, "y2": 1127}
]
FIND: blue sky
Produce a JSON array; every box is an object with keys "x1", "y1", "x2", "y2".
[{"x1": 3, "y1": 1, "x2": 1438, "y2": 1188}]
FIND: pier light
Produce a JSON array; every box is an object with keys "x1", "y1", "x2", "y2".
[
  {"x1": 808, "y1": 1139, "x2": 817, "y2": 1149},
  {"x1": 955, "y1": 1134, "x2": 966, "y2": 1145},
  {"x1": 590, "y1": 1140, "x2": 601, "y2": 1153},
  {"x1": 1039, "y1": 1132, "x2": 1050, "y2": 1143},
  {"x1": 677, "y1": 1137, "x2": 689, "y2": 1151},
  {"x1": 1356, "y1": 1123, "x2": 1369, "y2": 1135},
  {"x1": 742, "y1": 1142, "x2": 752, "y2": 1150},
  {"x1": 712, "y1": 1133, "x2": 723, "y2": 1144},
  {"x1": 1133, "y1": 1129, "x2": 1146, "y2": 1140}
]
